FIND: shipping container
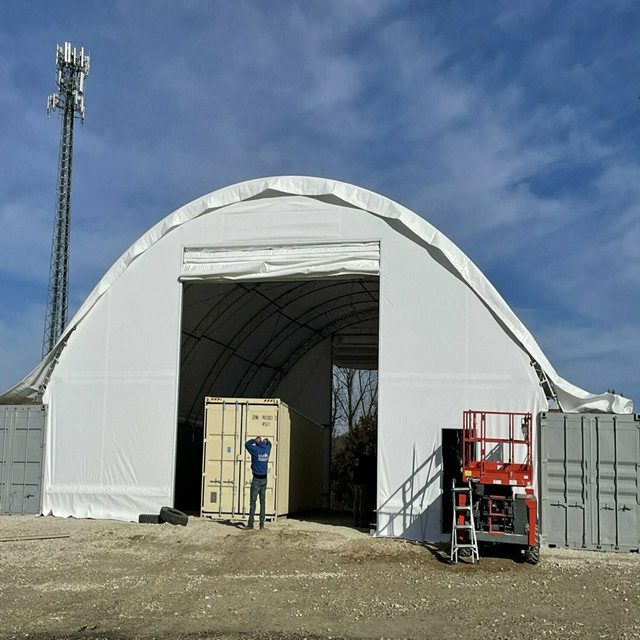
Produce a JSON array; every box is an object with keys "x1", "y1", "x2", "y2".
[
  {"x1": 201, "y1": 397, "x2": 325, "y2": 521},
  {"x1": 0, "y1": 405, "x2": 46, "y2": 515},
  {"x1": 540, "y1": 412, "x2": 640, "y2": 552}
]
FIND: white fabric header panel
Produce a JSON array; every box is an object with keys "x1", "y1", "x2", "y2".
[{"x1": 180, "y1": 241, "x2": 380, "y2": 281}]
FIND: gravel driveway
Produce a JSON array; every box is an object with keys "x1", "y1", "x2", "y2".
[{"x1": 1, "y1": 513, "x2": 639, "y2": 639}]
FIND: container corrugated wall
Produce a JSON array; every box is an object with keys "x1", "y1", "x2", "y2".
[
  {"x1": 0, "y1": 405, "x2": 46, "y2": 515},
  {"x1": 540, "y1": 412, "x2": 640, "y2": 552},
  {"x1": 201, "y1": 397, "x2": 325, "y2": 521}
]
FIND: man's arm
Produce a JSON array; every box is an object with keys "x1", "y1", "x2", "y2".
[{"x1": 245, "y1": 439, "x2": 256, "y2": 452}]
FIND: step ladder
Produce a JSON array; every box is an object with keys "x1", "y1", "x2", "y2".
[{"x1": 450, "y1": 480, "x2": 480, "y2": 563}]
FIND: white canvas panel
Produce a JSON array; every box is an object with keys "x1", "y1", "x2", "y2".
[
  {"x1": 376, "y1": 228, "x2": 546, "y2": 540},
  {"x1": 42, "y1": 241, "x2": 183, "y2": 520},
  {"x1": 221, "y1": 200, "x2": 341, "y2": 243}
]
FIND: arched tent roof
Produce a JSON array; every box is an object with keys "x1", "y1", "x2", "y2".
[{"x1": 1, "y1": 175, "x2": 631, "y2": 414}]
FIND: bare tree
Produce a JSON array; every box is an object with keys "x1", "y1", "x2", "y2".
[{"x1": 332, "y1": 366, "x2": 378, "y2": 434}]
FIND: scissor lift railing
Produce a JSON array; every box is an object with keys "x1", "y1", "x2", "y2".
[{"x1": 462, "y1": 410, "x2": 533, "y2": 487}]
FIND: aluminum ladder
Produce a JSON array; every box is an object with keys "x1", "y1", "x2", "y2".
[{"x1": 450, "y1": 480, "x2": 480, "y2": 563}]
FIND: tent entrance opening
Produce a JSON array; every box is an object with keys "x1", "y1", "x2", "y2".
[{"x1": 173, "y1": 277, "x2": 380, "y2": 517}]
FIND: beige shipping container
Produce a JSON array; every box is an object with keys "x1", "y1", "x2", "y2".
[{"x1": 201, "y1": 397, "x2": 325, "y2": 521}]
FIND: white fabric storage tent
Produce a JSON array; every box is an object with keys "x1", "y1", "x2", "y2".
[{"x1": 0, "y1": 176, "x2": 631, "y2": 541}]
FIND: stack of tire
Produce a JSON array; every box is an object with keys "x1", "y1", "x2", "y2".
[{"x1": 138, "y1": 506, "x2": 188, "y2": 526}]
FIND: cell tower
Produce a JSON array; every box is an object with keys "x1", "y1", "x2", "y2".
[{"x1": 42, "y1": 42, "x2": 90, "y2": 358}]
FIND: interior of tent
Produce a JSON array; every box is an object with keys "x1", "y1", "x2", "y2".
[{"x1": 174, "y1": 276, "x2": 380, "y2": 514}]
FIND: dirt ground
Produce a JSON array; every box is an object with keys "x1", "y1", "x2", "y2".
[{"x1": 1, "y1": 512, "x2": 639, "y2": 640}]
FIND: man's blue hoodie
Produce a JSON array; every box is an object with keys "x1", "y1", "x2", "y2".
[{"x1": 245, "y1": 438, "x2": 272, "y2": 476}]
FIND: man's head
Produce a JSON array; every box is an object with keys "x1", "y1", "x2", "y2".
[{"x1": 255, "y1": 436, "x2": 262, "y2": 444}]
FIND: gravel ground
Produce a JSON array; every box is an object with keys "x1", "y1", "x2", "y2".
[{"x1": 0, "y1": 513, "x2": 639, "y2": 640}]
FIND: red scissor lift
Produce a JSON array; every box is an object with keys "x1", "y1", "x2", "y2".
[{"x1": 455, "y1": 410, "x2": 539, "y2": 564}]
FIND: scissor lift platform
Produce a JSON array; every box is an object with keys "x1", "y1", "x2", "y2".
[{"x1": 451, "y1": 410, "x2": 539, "y2": 564}]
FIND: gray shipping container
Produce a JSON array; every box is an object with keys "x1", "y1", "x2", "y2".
[
  {"x1": 0, "y1": 405, "x2": 46, "y2": 515},
  {"x1": 540, "y1": 412, "x2": 640, "y2": 552}
]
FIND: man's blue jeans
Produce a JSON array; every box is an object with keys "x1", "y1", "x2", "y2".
[{"x1": 248, "y1": 476, "x2": 267, "y2": 527}]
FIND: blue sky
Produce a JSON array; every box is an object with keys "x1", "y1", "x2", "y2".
[{"x1": 0, "y1": 1, "x2": 638, "y2": 406}]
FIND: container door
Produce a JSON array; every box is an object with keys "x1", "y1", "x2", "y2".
[
  {"x1": 591, "y1": 416, "x2": 640, "y2": 550},
  {"x1": 202, "y1": 401, "x2": 242, "y2": 516},
  {"x1": 241, "y1": 402, "x2": 278, "y2": 519},
  {"x1": 0, "y1": 406, "x2": 45, "y2": 515},
  {"x1": 541, "y1": 414, "x2": 589, "y2": 548}
]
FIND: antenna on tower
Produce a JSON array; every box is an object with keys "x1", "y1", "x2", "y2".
[{"x1": 42, "y1": 42, "x2": 90, "y2": 358}]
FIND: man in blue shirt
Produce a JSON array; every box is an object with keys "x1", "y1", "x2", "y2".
[{"x1": 243, "y1": 436, "x2": 272, "y2": 530}]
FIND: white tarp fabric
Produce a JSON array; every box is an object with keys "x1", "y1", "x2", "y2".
[
  {"x1": 0, "y1": 176, "x2": 632, "y2": 540},
  {"x1": 2, "y1": 176, "x2": 631, "y2": 414},
  {"x1": 180, "y1": 242, "x2": 381, "y2": 281}
]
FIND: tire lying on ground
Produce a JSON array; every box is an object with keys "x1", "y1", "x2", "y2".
[
  {"x1": 138, "y1": 513, "x2": 162, "y2": 524},
  {"x1": 159, "y1": 506, "x2": 189, "y2": 526}
]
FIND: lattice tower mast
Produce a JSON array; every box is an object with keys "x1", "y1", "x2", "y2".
[{"x1": 42, "y1": 42, "x2": 90, "y2": 357}]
